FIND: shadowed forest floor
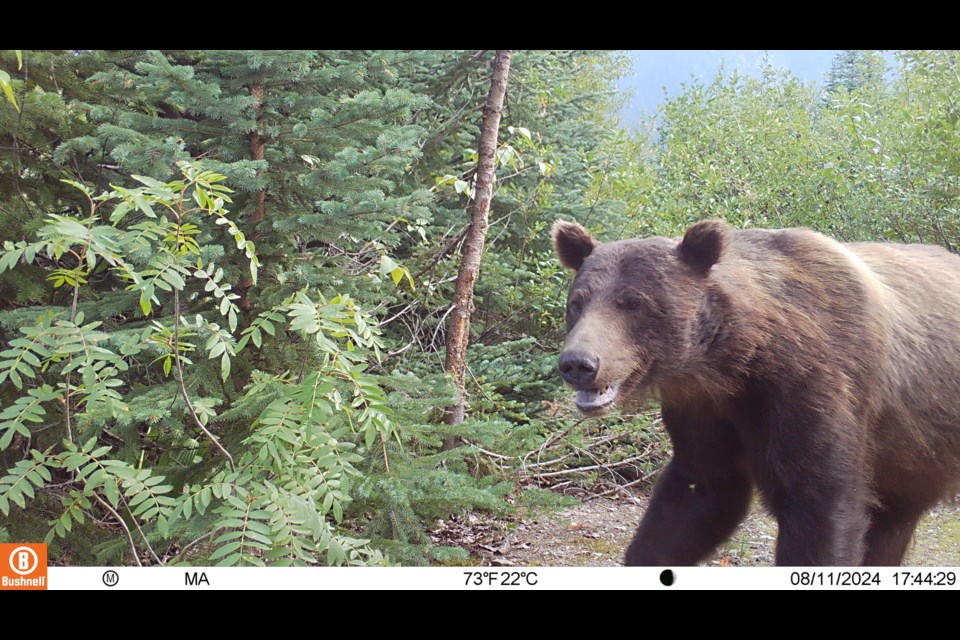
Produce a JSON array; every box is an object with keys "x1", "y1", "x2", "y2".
[{"x1": 436, "y1": 494, "x2": 960, "y2": 567}]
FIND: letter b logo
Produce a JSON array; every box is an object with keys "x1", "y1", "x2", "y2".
[
  {"x1": 9, "y1": 546, "x2": 38, "y2": 575},
  {"x1": 1, "y1": 543, "x2": 47, "y2": 590}
]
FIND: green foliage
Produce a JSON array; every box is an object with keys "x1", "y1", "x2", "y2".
[
  {"x1": 463, "y1": 337, "x2": 560, "y2": 419},
  {"x1": 0, "y1": 162, "x2": 391, "y2": 565},
  {"x1": 0, "y1": 449, "x2": 51, "y2": 515},
  {"x1": 11, "y1": 48, "x2": 960, "y2": 569},
  {"x1": 0, "y1": 50, "x2": 22, "y2": 111},
  {"x1": 51, "y1": 436, "x2": 176, "y2": 541},
  {"x1": 349, "y1": 371, "x2": 517, "y2": 565},
  {"x1": 0, "y1": 50, "x2": 110, "y2": 309},
  {"x1": 48, "y1": 50, "x2": 431, "y2": 310},
  {"x1": 385, "y1": 51, "x2": 627, "y2": 374},
  {"x1": 601, "y1": 51, "x2": 960, "y2": 255},
  {"x1": 0, "y1": 386, "x2": 58, "y2": 449},
  {"x1": 825, "y1": 50, "x2": 886, "y2": 94}
]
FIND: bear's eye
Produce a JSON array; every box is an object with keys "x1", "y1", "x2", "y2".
[
  {"x1": 619, "y1": 297, "x2": 643, "y2": 311},
  {"x1": 569, "y1": 299, "x2": 583, "y2": 313}
]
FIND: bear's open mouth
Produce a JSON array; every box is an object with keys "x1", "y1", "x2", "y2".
[{"x1": 576, "y1": 382, "x2": 623, "y2": 411}]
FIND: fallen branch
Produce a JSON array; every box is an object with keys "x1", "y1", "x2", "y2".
[
  {"x1": 526, "y1": 453, "x2": 649, "y2": 479},
  {"x1": 583, "y1": 474, "x2": 655, "y2": 502}
]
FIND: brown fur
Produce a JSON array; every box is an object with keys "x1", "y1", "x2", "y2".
[{"x1": 553, "y1": 219, "x2": 960, "y2": 566}]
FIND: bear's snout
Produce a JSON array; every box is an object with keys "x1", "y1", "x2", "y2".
[{"x1": 559, "y1": 350, "x2": 599, "y2": 387}]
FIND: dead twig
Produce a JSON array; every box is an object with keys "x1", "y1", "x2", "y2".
[
  {"x1": 92, "y1": 493, "x2": 143, "y2": 567},
  {"x1": 528, "y1": 453, "x2": 649, "y2": 479},
  {"x1": 583, "y1": 472, "x2": 658, "y2": 502}
]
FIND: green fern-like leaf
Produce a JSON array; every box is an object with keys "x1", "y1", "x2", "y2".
[
  {"x1": 0, "y1": 316, "x2": 58, "y2": 390},
  {"x1": 0, "y1": 450, "x2": 53, "y2": 515},
  {"x1": 0, "y1": 385, "x2": 60, "y2": 449},
  {"x1": 211, "y1": 492, "x2": 272, "y2": 566}
]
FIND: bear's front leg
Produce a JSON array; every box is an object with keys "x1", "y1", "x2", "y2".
[
  {"x1": 763, "y1": 411, "x2": 872, "y2": 566},
  {"x1": 773, "y1": 495, "x2": 870, "y2": 565},
  {"x1": 625, "y1": 460, "x2": 752, "y2": 565},
  {"x1": 625, "y1": 407, "x2": 752, "y2": 566}
]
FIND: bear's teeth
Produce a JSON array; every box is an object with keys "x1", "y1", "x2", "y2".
[{"x1": 576, "y1": 382, "x2": 622, "y2": 410}]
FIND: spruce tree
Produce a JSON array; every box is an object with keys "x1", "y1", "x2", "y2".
[
  {"x1": 55, "y1": 50, "x2": 433, "y2": 308},
  {"x1": 0, "y1": 50, "x2": 112, "y2": 306},
  {"x1": 825, "y1": 50, "x2": 886, "y2": 93},
  {"x1": 2, "y1": 50, "x2": 442, "y2": 563}
]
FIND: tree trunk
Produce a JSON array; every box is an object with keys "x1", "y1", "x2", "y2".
[
  {"x1": 240, "y1": 73, "x2": 266, "y2": 311},
  {"x1": 442, "y1": 50, "x2": 512, "y2": 448}
]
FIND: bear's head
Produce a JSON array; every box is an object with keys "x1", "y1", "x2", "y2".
[{"x1": 553, "y1": 219, "x2": 729, "y2": 414}]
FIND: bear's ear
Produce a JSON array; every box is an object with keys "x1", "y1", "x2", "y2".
[
  {"x1": 677, "y1": 219, "x2": 728, "y2": 274},
  {"x1": 552, "y1": 220, "x2": 597, "y2": 271}
]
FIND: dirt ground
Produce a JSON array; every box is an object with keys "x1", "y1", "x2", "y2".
[{"x1": 436, "y1": 493, "x2": 960, "y2": 566}]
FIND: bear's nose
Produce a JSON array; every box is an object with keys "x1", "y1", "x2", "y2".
[{"x1": 559, "y1": 351, "x2": 599, "y2": 386}]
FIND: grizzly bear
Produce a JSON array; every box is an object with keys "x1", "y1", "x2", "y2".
[{"x1": 553, "y1": 218, "x2": 960, "y2": 566}]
